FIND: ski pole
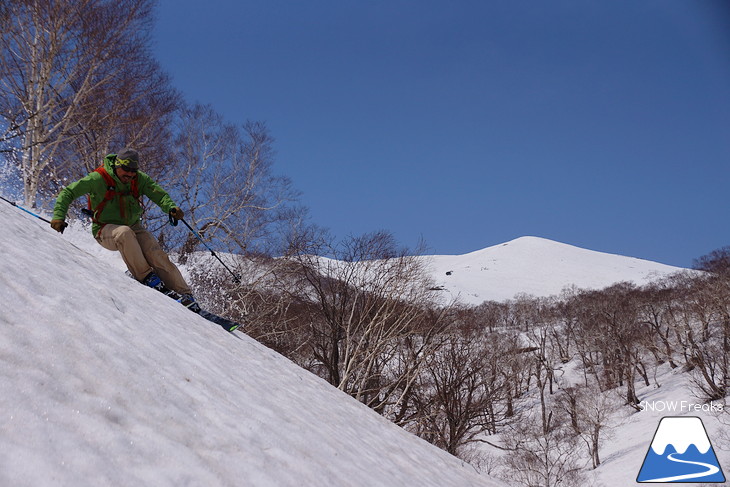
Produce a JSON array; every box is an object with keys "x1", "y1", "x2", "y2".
[
  {"x1": 170, "y1": 214, "x2": 242, "y2": 284},
  {"x1": 0, "y1": 194, "x2": 52, "y2": 224}
]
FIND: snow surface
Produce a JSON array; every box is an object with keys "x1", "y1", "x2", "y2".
[
  {"x1": 426, "y1": 236, "x2": 687, "y2": 305},
  {"x1": 0, "y1": 203, "x2": 502, "y2": 486},
  {"x1": 1, "y1": 200, "x2": 727, "y2": 487}
]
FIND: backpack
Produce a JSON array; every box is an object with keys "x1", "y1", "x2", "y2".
[{"x1": 87, "y1": 164, "x2": 141, "y2": 234}]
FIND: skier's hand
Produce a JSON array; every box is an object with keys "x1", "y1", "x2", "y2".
[
  {"x1": 169, "y1": 207, "x2": 184, "y2": 222},
  {"x1": 50, "y1": 219, "x2": 68, "y2": 234}
]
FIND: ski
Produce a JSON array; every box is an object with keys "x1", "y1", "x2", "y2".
[
  {"x1": 168, "y1": 289, "x2": 242, "y2": 333},
  {"x1": 129, "y1": 271, "x2": 243, "y2": 333},
  {"x1": 164, "y1": 288, "x2": 242, "y2": 333},
  {"x1": 198, "y1": 310, "x2": 241, "y2": 333}
]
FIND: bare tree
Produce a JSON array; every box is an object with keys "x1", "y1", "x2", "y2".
[
  {"x1": 284, "y1": 230, "x2": 448, "y2": 416},
  {"x1": 472, "y1": 301, "x2": 508, "y2": 333},
  {"x1": 569, "y1": 283, "x2": 651, "y2": 407},
  {"x1": 0, "y1": 0, "x2": 171, "y2": 207},
  {"x1": 501, "y1": 415, "x2": 587, "y2": 487},
  {"x1": 410, "y1": 326, "x2": 520, "y2": 456},
  {"x1": 528, "y1": 325, "x2": 558, "y2": 435},
  {"x1": 559, "y1": 385, "x2": 618, "y2": 469},
  {"x1": 168, "y1": 103, "x2": 300, "y2": 257},
  {"x1": 671, "y1": 273, "x2": 730, "y2": 401},
  {"x1": 694, "y1": 246, "x2": 730, "y2": 276},
  {"x1": 61, "y1": 63, "x2": 180, "y2": 185}
]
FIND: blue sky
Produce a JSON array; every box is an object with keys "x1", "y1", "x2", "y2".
[{"x1": 152, "y1": 0, "x2": 730, "y2": 267}]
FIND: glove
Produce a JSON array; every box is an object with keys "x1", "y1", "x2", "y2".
[
  {"x1": 50, "y1": 219, "x2": 68, "y2": 234},
  {"x1": 169, "y1": 207, "x2": 184, "y2": 221}
]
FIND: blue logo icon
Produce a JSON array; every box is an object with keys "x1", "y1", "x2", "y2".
[{"x1": 637, "y1": 416, "x2": 725, "y2": 483}]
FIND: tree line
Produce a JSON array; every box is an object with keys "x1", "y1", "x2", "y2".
[{"x1": 223, "y1": 236, "x2": 730, "y2": 486}]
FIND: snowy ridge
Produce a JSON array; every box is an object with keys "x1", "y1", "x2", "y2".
[
  {"x1": 0, "y1": 203, "x2": 502, "y2": 486},
  {"x1": 426, "y1": 236, "x2": 687, "y2": 304}
]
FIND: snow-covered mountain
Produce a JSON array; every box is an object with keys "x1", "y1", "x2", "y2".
[
  {"x1": 0, "y1": 203, "x2": 502, "y2": 486},
  {"x1": 426, "y1": 236, "x2": 687, "y2": 305}
]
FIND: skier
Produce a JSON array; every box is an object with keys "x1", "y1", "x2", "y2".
[{"x1": 50, "y1": 148, "x2": 200, "y2": 311}]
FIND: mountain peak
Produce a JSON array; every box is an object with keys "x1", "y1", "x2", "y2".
[{"x1": 427, "y1": 236, "x2": 686, "y2": 304}]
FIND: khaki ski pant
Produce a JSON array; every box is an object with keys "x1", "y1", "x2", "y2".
[{"x1": 96, "y1": 223, "x2": 192, "y2": 295}]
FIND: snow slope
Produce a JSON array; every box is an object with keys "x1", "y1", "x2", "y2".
[
  {"x1": 0, "y1": 203, "x2": 502, "y2": 486},
  {"x1": 427, "y1": 236, "x2": 687, "y2": 305}
]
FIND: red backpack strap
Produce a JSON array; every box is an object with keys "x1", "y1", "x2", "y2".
[
  {"x1": 95, "y1": 165, "x2": 116, "y2": 187},
  {"x1": 130, "y1": 177, "x2": 139, "y2": 199},
  {"x1": 93, "y1": 166, "x2": 117, "y2": 212},
  {"x1": 88, "y1": 166, "x2": 119, "y2": 236}
]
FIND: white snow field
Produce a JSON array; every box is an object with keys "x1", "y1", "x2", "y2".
[
  {"x1": 426, "y1": 236, "x2": 686, "y2": 304},
  {"x1": 0, "y1": 202, "x2": 503, "y2": 486}
]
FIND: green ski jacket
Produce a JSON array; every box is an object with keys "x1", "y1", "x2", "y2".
[{"x1": 53, "y1": 154, "x2": 177, "y2": 237}]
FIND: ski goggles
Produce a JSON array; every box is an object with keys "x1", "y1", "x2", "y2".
[{"x1": 116, "y1": 158, "x2": 138, "y2": 172}]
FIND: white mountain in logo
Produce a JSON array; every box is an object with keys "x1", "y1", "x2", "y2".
[
  {"x1": 650, "y1": 417, "x2": 711, "y2": 455},
  {"x1": 638, "y1": 416, "x2": 725, "y2": 483}
]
